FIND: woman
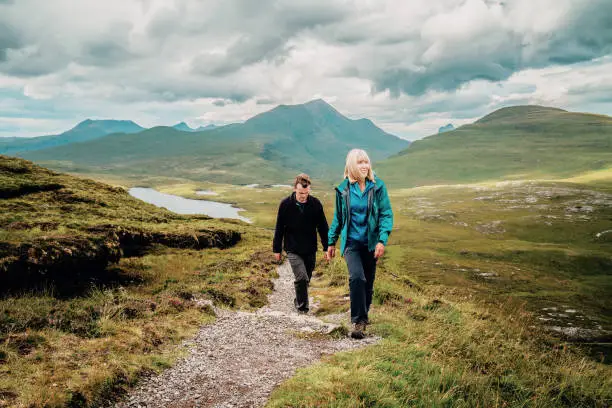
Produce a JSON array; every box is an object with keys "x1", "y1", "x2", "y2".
[{"x1": 327, "y1": 148, "x2": 393, "y2": 339}]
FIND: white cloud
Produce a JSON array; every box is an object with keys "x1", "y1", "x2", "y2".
[
  {"x1": 0, "y1": 117, "x2": 75, "y2": 138},
  {"x1": 0, "y1": 0, "x2": 610, "y2": 140}
]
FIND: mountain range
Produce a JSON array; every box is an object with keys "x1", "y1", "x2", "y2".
[
  {"x1": 18, "y1": 99, "x2": 409, "y2": 184},
  {"x1": 172, "y1": 122, "x2": 218, "y2": 132},
  {"x1": 0, "y1": 120, "x2": 222, "y2": 156},
  {"x1": 4, "y1": 102, "x2": 611, "y2": 187},
  {"x1": 0, "y1": 119, "x2": 145, "y2": 155}
]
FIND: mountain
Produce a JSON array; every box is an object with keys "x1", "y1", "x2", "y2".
[
  {"x1": 0, "y1": 119, "x2": 144, "y2": 155},
  {"x1": 196, "y1": 124, "x2": 218, "y2": 131},
  {"x1": 376, "y1": 105, "x2": 612, "y2": 187},
  {"x1": 22, "y1": 99, "x2": 409, "y2": 184},
  {"x1": 172, "y1": 122, "x2": 195, "y2": 132},
  {"x1": 438, "y1": 124, "x2": 455, "y2": 133},
  {"x1": 239, "y1": 99, "x2": 409, "y2": 175},
  {"x1": 173, "y1": 123, "x2": 220, "y2": 132}
]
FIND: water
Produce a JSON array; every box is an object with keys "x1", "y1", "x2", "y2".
[{"x1": 129, "y1": 187, "x2": 251, "y2": 223}]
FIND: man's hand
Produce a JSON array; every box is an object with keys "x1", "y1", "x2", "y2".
[
  {"x1": 327, "y1": 245, "x2": 336, "y2": 260},
  {"x1": 374, "y1": 243, "x2": 385, "y2": 259},
  {"x1": 274, "y1": 253, "x2": 281, "y2": 262},
  {"x1": 324, "y1": 249, "x2": 331, "y2": 261}
]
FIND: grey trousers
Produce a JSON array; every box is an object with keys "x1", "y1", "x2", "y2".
[{"x1": 287, "y1": 252, "x2": 316, "y2": 312}]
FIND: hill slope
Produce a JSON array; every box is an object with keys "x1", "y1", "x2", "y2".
[
  {"x1": 377, "y1": 105, "x2": 612, "y2": 187},
  {"x1": 0, "y1": 119, "x2": 144, "y2": 155},
  {"x1": 22, "y1": 100, "x2": 409, "y2": 184},
  {"x1": 0, "y1": 156, "x2": 280, "y2": 407},
  {"x1": 0, "y1": 155, "x2": 241, "y2": 292}
]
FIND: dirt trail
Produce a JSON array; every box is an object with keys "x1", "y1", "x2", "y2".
[{"x1": 111, "y1": 261, "x2": 379, "y2": 408}]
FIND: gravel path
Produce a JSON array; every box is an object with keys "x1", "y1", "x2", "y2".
[{"x1": 111, "y1": 261, "x2": 379, "y2": 408}]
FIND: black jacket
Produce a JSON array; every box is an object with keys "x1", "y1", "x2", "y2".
[{"x1": 273, "y1": 193, "x2": 329, "y2": 255}]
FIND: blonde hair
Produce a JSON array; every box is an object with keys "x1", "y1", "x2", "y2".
[{"x1": 344, "y1": 149, "x2": 375, "y2": 183}]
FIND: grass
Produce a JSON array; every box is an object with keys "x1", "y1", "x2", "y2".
[
  {"x1": 267, "y1": 304, "x2": 611, "y2": 407},
  {"x1": 266, "y1": 176, "x2": 612, "y2": 407},
  {"x1": 0, "y1": 240, "x2": 279, "y2": 407},
  {"x1": 269, "y1": 251, "x2": 612, "y2": 407},
  {"x1": 0, "y1": 156, "x2": 278, "y2": 407},
  {"x1": 2, "y1": 154, "x2": 612, "y2": 407},
  {"x1": 120, "y1": 171, "x2": 612, "y2": 343}
]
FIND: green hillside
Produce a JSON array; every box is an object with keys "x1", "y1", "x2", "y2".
[
  {"x1": 377, "y1": 106, "x2": 612, "y2": 187},
  {"x1": 21, "y1": 100, "x2": 409, "y2": 185},
  {"x1": 269, "y1": 178, "x2": 612, "y2": 407},
  {"x1": 2, "y1": 156, "x2": 611, "y2": 406},
  {"x1": 0, "y1": 119, "x2": 144, "y2": 155},
  {"x1": 0, "y1": 155, "x2": 277, "y2": 406},
  {"x1": 0, "y1": 155, "x2": 245, "y2": 292},
  {"x1": 24, "y1": 125, "x2": 294, "y2": 185}
]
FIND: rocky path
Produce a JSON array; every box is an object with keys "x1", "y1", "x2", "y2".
[{"x1": 111, "y1": 262, "x2": 379, "y2": 408}]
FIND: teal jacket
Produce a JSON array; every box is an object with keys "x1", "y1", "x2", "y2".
[{"x1": 328, "y1": 175, "x2": 393, "y2": 255}]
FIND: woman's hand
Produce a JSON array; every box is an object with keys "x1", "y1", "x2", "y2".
[
  {"x1": 374, "y1": 243, "x2": 385, "y2": 259},
  {"x1": 327, "y1": 245, "x2": 336, "y2": 260}
]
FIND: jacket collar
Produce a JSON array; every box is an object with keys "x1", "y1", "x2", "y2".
[
  {"x1": 290, "y1": 192, "x2": 311, "y2": 205},
  {"x1": 335, "y1": 175, "x2": 383, "y2": 192}
]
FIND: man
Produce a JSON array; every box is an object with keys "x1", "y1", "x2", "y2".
[{"x1": 273, "y1": 173, "x2": 329, "y2": 314}]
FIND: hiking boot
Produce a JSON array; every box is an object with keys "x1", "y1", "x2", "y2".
[
  {"x1": 294, "y1": 298, "x2": 309, "y2": 314},
  {"x1": 350, "y1": 322, "x2": 366, "y2": 339},
  {"x1": 294, "y1": 281, "x2": 309, "y2": 312}
]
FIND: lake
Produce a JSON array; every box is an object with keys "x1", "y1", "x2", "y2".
[{"x1": 129, "y1": 187, "x2": 251, "y2": 223}]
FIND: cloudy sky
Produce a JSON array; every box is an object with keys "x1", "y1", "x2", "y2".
[{"x1": 1, "y1": 0, "x2": 611, "y2": 140}]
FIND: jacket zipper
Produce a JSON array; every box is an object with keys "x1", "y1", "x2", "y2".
[
  {"x1": 366, "y1": 187, "x2": 375, "y2": 241},
  {"x1": 344, "y1": 186, "x2": 351, "y2": 235}
]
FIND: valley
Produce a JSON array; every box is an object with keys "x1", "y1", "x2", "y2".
[{"x1": 1, "y1": 102, "x2": 611, "y2": 407}]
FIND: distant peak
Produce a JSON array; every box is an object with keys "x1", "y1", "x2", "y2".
[
  {"x1": 257, "y1": 99, "x2": 340, "y2": 118},
  {"x1": 303, "y1": 98, "x2": 342, "y2": 115},
  {"x1": 196, "y1": 124, "x2": 217, "y2": 130},
  {"x1": 73, "y1": 119, "x2": 139, "y2": 129},
  {"x1": 172, "y1": 122, "x2": 194, "y2": 131},
  {"x1": 67, "y1": 119, "x2": 143, "y2": 135},
  {"x1": 75, "y1": 119, "x2": 138, "y2": 125},
  {"x1": 438, "y1": 124, "x2": 455, "y2": 133},
  {"x1": 73, "y1": 119, "x2": 95, "y2": 129},
  {"x1": 305, "y1": 98, "x2": 329, "y2": 106}
]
